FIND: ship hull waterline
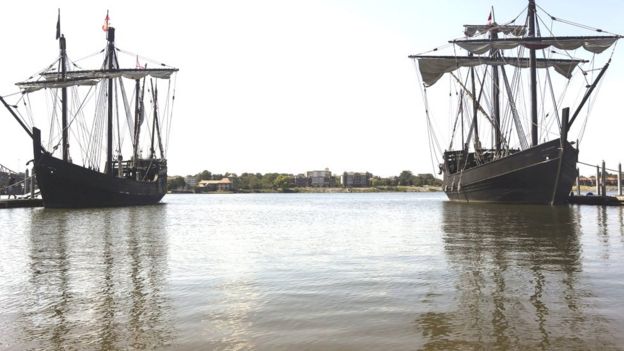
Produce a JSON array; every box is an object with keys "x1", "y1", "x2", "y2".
[
  {"x1": 442, "y1": 139, "x2": 578, "y2": 205},
  {"x1": 32, "y1": 128, "x2": 167, "y2": 208}
]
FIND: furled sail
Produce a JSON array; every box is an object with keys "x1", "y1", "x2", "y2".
[
  {"x1": 410, "y1": 55, "x2": 585, "y2": 87},
  {"x1": 16, "y1": 77, "x2": 99, "y2": 93},
  {"x1": 463, "y1": 25, "x2": 526, "y2": 38},
  {"x1": 41, "y1": 68, "x2": 179, "y2": 81},
  {"x1": 452, "y1": 36, "x2": 620, "y2": 55},
  {"x1": 16, "y1": 67, "x2": 178, "y2": 93}
]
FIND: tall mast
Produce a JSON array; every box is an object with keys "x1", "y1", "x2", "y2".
[
  {"x1": 106, "y1": 27, "x2": 115, "y2": 176},
  {"x1": 470, "y1": 56, "x2": 479, "y2": 151},
  {"x1": 490, "y1": 8, "x2": 501, "y2": 152},
  {"x1": 528, "y1": 0, "x2": 538, "y2": 146},
  {"x1": 150, "y1": 80, "x2": 165, "y2": 159},
  {"x1": 150, "y1": 80, "x2": 157, "y2": 159},
  {"x1": 60, "y1": 35, "x2": 69, "y2": 162},
  {"x1": 133, "y1": 79, "x2": 141, "y2": 163}
]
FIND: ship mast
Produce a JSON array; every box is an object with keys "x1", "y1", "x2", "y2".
[
  {"x1": 528, "y1": 0, "x2": 538, "y2": 146},
  {"x1": 150, "y1": 80, "x2": 165, "y2": 159},
  {"x1": 150, "y1": 80, "x2": 158, "y2": 159},
  {"x1": 469, "y1": 58, "x2": 479, "y2": 151},
  {"x1": 106, "y1": 27, "x2": 115, "y2": 176},
  {"x1": 60, "y1": 35, "x2": 69, "y2": 162},
  {"x1": 490, "y1": 8, "x2": 501, "y2": 153},
  {"x1": 133, "y1": 78, "x2": 145, "y2": 165}
]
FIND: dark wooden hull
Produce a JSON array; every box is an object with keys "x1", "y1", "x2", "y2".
[
  {"x1": 442, "y1": 139, "x2": 578, "y2": 205},
  {"x1": 33, "y1": 129, "x2": 166, "y2": 208}
]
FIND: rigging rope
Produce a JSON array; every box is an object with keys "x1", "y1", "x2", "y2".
[
  {"x1": 413, "y1": 62, "x2": 442, "y2": 174},
  {"x1": 537, "y1": 4, "x2": 622, "y2": 36}
]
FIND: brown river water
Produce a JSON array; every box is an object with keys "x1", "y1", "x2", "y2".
[{"x1": 1, "y1": 193, "x2": 623, "y2": 350}]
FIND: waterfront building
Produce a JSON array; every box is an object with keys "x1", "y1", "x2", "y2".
[
  {"x1": 294, "y1": 174, "x2": 309, "y2": 187},
  {"x1": 185, "y1": 175, "x2": 198, "y2": 189},
  {"x1": 197, "y1": 178, "x2": 233, "y2": 191},
  {"x1": 578, "y1": 176, "x2": 593, "y2": 186},
  {"x1": 307, "y1": 169, "x2": 334, "y2": 187},
  {"x1": 341, "y1": 172, "x2": 372, "y2": 187}
]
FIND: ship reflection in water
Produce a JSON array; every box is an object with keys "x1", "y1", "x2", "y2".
[
  {"x1": 2, "y1": 194, "x2": 624, "y2": 350},
  {"x1": 415, "y1": 202, "x2": 621, "y2": 350},
  {"x1": 15, "y1": 206, "x2": 172, "y2": 350}
]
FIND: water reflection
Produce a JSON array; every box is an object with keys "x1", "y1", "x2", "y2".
[
  {"x1": 18, "y1": 205, "x2": 171, "y2": 350},
  {"x1": 415, "y1": 202, "x2": 615, "y2": 350}
]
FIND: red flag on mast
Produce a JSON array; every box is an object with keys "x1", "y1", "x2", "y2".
[
  {"x1": 487, "y1": 11, "x2": 492, "y2": 25},
  {"x1": 102, "y1": 11, "x2": 110, "y2": 31}
]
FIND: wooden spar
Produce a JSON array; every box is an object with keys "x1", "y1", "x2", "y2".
[
  {"x1": 490, "y1": 29, "x2": 501, "y2": 152},
  {"x1": 133, "y1": 77, "x2": 146, "y2": 165},
  {"x1": 133, "y1": 79, "x2": 140, "y2": 162},
  {"x1": 60, "y1": 35, "x2": 69, "y2": 162},
  {"x1": 449, "y1": 73, "x2": 493, "y2": 124},
  {"x1": 528, "y1": 0, "x2": 538, "y2": 146},
  {"x1": 149, "y1": 79, "x2": 157, "y2": 158},
  {"x1": 470, "y1": 61, "x2": 479, "y2": 150},
  {"x1": 0, "y1": 96, "x2": 34, "y2": 140},
  {"x1": 568, "y1": 60, "x2": 611, "y2": 129},
  {"x1": 154, "y1": 82, "x2": 165, "y2": 159},
  {"x1": 106, "y1": 27, "x2": 115, "y2": 176}
]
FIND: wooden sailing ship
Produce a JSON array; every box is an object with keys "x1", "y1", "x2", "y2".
[
  {"x1": 0, "y1": 12, "x2": 178, "y2": 208},
  {"x1": 409, "y1": 0, "x2": 620, "y2": 205}
]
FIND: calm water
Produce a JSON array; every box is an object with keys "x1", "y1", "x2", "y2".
[{"x1": 1, "y1": 193, "x2": 624, "y2": 350}]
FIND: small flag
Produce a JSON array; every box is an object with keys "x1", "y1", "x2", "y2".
[
  {"x1": 102, "y1": 11, "x2": 110, "y2": 32},
  {"x1": 56, "y1": 9, "x2": 61, "y2": 40},
  {"x1": 487, "y1": 11, "x2": 492, "y2": 25}
]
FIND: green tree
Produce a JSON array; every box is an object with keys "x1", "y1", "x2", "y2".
[
  {"x1": 371, "y1": 177, "x2": 387, "y2": 187},
  {"x1": 238, "y1": 173, "x2": 261, "y2": 190},
  {"x1": 262, "y1": 173, "x2": 280, "y2": 189},
  {"x1": 398, "y1": 170, "x2": 413, "y2": 186},
  {"x1": 274, "y1": 175, "x2": 293, "y2": 191},
  {"x1": 198, "y1": 170, "x2": 212, "y2": 181},
  {"x1": 167, "y1": 176, "x2": 186, "y2": 191}
]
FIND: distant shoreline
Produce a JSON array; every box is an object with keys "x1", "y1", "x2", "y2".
[{"x1": 170, "y1": 186, "x2": 442, "y2": 194}]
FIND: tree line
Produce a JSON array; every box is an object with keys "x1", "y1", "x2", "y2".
[{"x1": 168, "y1": 170, "x2": 441, "y2": 192}]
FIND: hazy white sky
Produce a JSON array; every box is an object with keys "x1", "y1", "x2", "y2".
[{"x1": 1, "y1": 0, "x2": 624, "y2": 177}]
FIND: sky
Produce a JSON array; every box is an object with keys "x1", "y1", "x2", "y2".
[{"x1": 1, "y1": 0, "x2": 624, "y2": 177}]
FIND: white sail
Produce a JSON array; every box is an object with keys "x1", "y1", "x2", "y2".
[
  {"x1": 411, "y1": 55, "x2": 583, "y2": 87},
  {"x1": 463, "y1": 25, "x2": 526, "y2": 38},
  {"x1": 453, "y1": 36, "x2": 620, "y2": 55}
]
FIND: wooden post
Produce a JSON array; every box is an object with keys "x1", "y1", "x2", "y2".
[
  {"x1": 576, "y1": 168, "x2": 581, "y2": 195},
  {"x1": 619, "y1": 163, "x2": 622, "y2": 196},
  {"x1": 602, "y1": 160, "x2": 607, "y2": 197},
  {"x1": 24, "y1": 169, "x2": 29, "y2": 194},
  {"x1": 596, "y1": 165, "x2": 600, "y2": 196},
  {"x1": 31, "y1": 173, "x2": 35, "y2": 199}
]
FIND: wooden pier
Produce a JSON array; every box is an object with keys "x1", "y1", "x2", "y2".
[
  {"x1": 0, "y1": 198, "x2": 43, "y2": 208},
  {"x1": 0, "y1": 164, "x2": 42, "y2": 209},
  {"x1": 569, "y1": 161, "x2": 624, "y2": 206}
]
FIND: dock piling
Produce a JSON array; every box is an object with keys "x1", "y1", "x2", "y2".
[
  {"x1": 602, "y1": 160, "x2": 607, "y2": 198},
  {"x1": 619, "y1": 163, "x2": 622, "y2": 196},
  {"x1": 31, "y1": 174, "x2": 35, "y2": 199},
  {"x1": 576, "y1": 167, "x2": 581, "y2": 195},
  {"x1": 596, "y1": 165, "x2": 600, "y2": 196}
]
